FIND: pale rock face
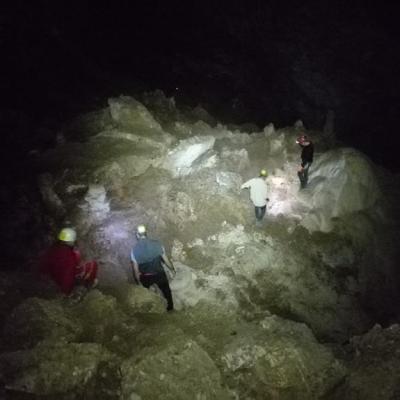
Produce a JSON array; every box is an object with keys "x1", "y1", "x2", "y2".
[
  {"x1": 80, "y1": 184, "x2": 110, "y2": 220},
  {"x1": 301, "y1": 148, "x2": 381, "y2": 232},
  {"x1": 162, "y1": 135, "x2": 216, "y2": 176},
  {"x1": 263, "y1": 122, "x2": 275, "y2": 136},
  {"x1": 215, "y1": 171, "x2": 242, "y2": 191},
  {"x1": 219, "y1": 147, "x2": 250, "y2": 171}
]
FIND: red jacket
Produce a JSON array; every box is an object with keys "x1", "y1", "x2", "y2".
[{"x1": 40, "y1": 242, "x2": 82, "y2": 295}]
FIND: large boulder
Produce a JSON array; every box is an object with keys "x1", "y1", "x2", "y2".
[
  {"x1": 0, "y1": 341, "x2": 114, "y2": 396},
  {"x1": 3, "y1": 297, "x2": 82, "y2": 350},
  {"x1": 331, "y1": 324, "x2": 400, "y2": 400},
  {"x1": 108, "y1": 95, "x2": 163, "y2": 133},
  {"x1": 116, "y1": 285, "x2": 167, "y2": 314},
  {"x1": 301, "y1": 148, "x2": 381, "y2": 232},
  {"x1": 221, "y1": 315, "x2": 346, "y2": 399},
  {"x1": 120, "y1": 338, "x2": 230, "y2": 400}
]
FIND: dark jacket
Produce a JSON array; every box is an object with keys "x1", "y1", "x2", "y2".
[{"x1": 300, "y1": 142, "x2": 314, "y2": 167}]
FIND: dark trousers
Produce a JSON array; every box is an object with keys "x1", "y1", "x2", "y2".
[
  {"x1": 255, "y1": 205, "x2": 266, "y2": 221},
  {"x1": 140, "y1": 271, "x2": 174, "y2": 311},
  {"x1": 298, "y1": 162, "x2": 312, "y2": 188}
]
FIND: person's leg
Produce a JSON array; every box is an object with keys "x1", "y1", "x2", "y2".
[
  {"x1": 298, "y1": 169, "x2": 305, "y2": 188},
  {"x1": 155, "y1": 272, "x2": 174, "y2": 311},
  {"x1": 255, "y1": 206, "x2": 266, "y2": 221},
  {"x1": 303, "y1": 163, "x2": 311, "y2": 185},
  {"x1": 139, "y1": 274, "x2": 153, "y2": 289}
]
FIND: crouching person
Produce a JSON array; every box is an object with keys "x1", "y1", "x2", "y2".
[
  {"x1": 40, "y1": 228, "x2": 98, "y2": 296},
  {"x1": 130, "y1": 224, "x2": 175, "y2": 311}
]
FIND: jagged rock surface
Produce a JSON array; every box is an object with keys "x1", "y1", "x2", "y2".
[{"x1": 1, "y1": 92, "x2": 399, "y2": 399}]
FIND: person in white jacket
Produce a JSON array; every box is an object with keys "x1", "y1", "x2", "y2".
[{"x1": 241, "y1": 169, "x2": 269, "y2": 224}]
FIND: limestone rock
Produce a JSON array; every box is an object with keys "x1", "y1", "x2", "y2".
[
  {"x1": 37, "y1": 173, "x2": 66, "y2": 218},
  {"x1": 118, "y1": 285, "x2": 166, "y2": 314},
  {"x1": 79, "y1": 184, "x2": 110, "y2": 221},
  {"x1": 219, "y1": 147, "x2": 249, "y2": 171},
  {"x1": 3, "y1": 297, "x2": 82, "y2": 350},
  {"x1": 162, "y1": 135, "x2": 215, "y2": 176},
  {"x1": 108, "y1": 96, "x2": 162, "y2": 133},
  {"x1": 263, "y1": 122, "x2": 275, "y2": 136},
  {"x1": 215, "y1": 171, "x2": 242, "y2": 191},
  {"x1": 301, "y1": 148, "x2": 381, "y2": 232},
  {"x1": 332, "y1": 324, "x2": 400, "y2": 400},
  {"x1": 221, "y1": 315, "x2": 346, "y2": 399},
  {"x1": 0, "y1": 341, "x2": 113, "y2": 396},
  {"x1": 121, "y1": 339, "x2": 230, "y2": 400}
]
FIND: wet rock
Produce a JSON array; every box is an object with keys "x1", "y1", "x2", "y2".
[{"x1": 121, "y1": 338, "x2": 230, "y2": 400}]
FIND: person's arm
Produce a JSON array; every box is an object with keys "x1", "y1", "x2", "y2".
[
  {"x1": 161, "y1": 247, "x2": 176, "y2": 274},
  {"x1": 130, "y1": 250, "x2": 141, "y2": 284},
  {"x1": 241, "y1": 179, "x2": 252, "y2": 190},
  {"x1": 131, "y1": 260, "x2": 141, "y2": 284}
]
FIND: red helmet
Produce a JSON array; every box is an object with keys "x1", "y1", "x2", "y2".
[{"x1": 296, "y1": 135, "x2": 309, "y2": 145}]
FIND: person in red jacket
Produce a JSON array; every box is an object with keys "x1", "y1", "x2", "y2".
[{"x1": 40, "y1": 228, "x2": 98, "y2": 296}]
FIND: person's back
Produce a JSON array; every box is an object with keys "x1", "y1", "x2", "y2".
[
  {"x1": 40, "y1": 228, "x2": 98, "y2": 296},
  {"x1": 132, "y1": 238, "x2": 164, "y2": 274},
  {"x1": 41, "y1": 242, "x2": 79, "y2": 295},
  {"x1": 246, "y1": 177, "x2": 268, "y2": 207},
  {"x1": 241, "y1": 170, "x2": 269, "y2": 224},
  {"x1": 130, "y1": 225, "x2": 175, "y2": 311}
]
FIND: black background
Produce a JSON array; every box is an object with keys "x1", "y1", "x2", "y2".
[{"x1": 2, "y1": 1, "x2": 400, "y2": 170}]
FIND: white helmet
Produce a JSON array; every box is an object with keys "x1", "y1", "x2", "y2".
[
  {"x1": 136, "y1": 224, "x2": 147, "y2": 239},
  {"x1": 58, "y1": 227, "x2": 77, "y2": 243}
]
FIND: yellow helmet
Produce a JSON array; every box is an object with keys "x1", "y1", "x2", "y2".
[
  {"x1": 58, "y1": 227, "x2": 77, "y2": 243},
  {"x1": 260, "y1": 169, "x2": 268, "y2": 177}
]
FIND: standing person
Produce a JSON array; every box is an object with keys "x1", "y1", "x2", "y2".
[
  {"x1": 130, "y1": 225, "x2": 175, "y2": 311},
  {"x1": 296, "y1": 134, "x2": 314, "y2": 189},
  {"x1": 40, "y1": 228, "x2": 98, "y2": 296},
  {"x1": 241, "y1": 169, "x2": 269, "y2": 226}
]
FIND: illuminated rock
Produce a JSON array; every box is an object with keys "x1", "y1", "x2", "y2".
[
  {"x1": 108, "y1": 95, "x2": 162, "y2": 133},
  {"x1": 301, "y1": 148, "x2": 381, "y2": 232},
  {"x1": 162, "y1": 135, "x2": 215, "y2": 176},
  {"x1": 80, "y1": 184, "x2": 110, "y2": 220}
]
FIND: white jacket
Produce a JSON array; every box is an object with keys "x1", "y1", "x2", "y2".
[{"x1": 241, "y1": 177, "x2": 268, "y2": 207}]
